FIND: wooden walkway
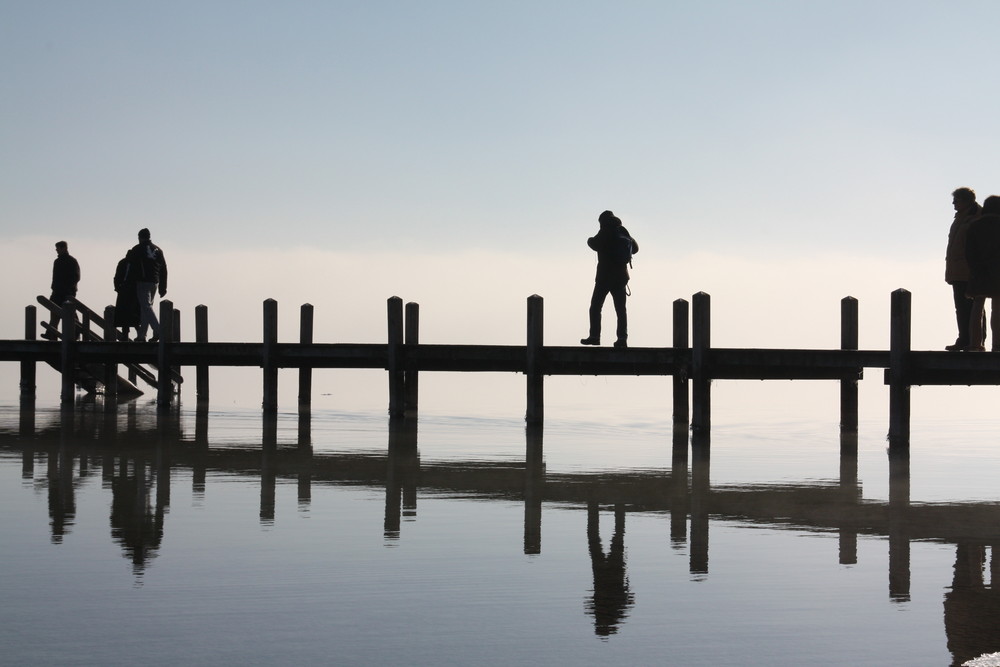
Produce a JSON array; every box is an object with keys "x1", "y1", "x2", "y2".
[{"x1": 4, "y1": 289, "x2": 1000, "y2": 447}]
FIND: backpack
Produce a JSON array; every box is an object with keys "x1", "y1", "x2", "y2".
[{"x1": 611, "y1": 228, "x2": 635, "y2": 267}]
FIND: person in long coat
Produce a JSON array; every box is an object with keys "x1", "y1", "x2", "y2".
[
  {"x1": 113, "y1": 255, "x2": 141, "y2": 340},
  {"x1": 965, "y1": 195, "x2": 1000, "y2": 351}
]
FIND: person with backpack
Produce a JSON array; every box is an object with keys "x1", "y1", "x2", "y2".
[
  {"x1": 581, "y1": 210, "x2": 638, "y2": 348},
  {"x1": 125, "y1": 228, "x2": 168, "y2": 342}
]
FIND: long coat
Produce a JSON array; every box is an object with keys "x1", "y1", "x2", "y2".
[{"x1": 966, "y1": 213, "x2": 1000, "y2": 298}]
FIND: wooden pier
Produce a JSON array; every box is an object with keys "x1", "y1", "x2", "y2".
[{"x1": 4, "y1": 289, "x2": 1000, "y2": 447}]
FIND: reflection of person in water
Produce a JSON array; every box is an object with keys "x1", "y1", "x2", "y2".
[
  {"x1": 109, "y1": 456, "x2": 164, "y2": 578},
  {"x1": 585, "y1": 501, "x2": 634, "y2": 637},
  {"x1": 943, "y1": 543, "x2": 1000, "y2": 666}
]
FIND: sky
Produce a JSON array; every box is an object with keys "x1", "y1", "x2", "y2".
[{"x1": 3, "y1": 1, "x2": 1000, "y2": 416}]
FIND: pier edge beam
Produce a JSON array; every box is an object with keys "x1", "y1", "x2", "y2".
[
  {"x1": 103, "y1": 305, "x2": 118, "y2": 406},
  {"x1": 196, "y1": 305, "x2": 209, "y2": 403},
  {"x1": 404, "y1": 302, "x2": 419, "y2": 413},
  {"x1": 525, "y1": 294, "x2": 543, "y2": 425},
  {"x1": 840, "y1": 296, "x2": 859, "y2": 433},
  {"x1": 387, "y1": 296, "x2": 404, "y2": 418},
  {"x1": 672, "y1": 298, "x2": 689, "y2": 425},
  {"x1": 60, "y1": 302, "x2": 76, "y2": 406},
  {"x1": 20, "y1": 305, "x2": 36, "y2": 399},
  {"x1": 157, "y1": 299, "x2": 174, "y2": 408},
  {"x1": 262, "y1": 298, "x2": 278, "y2": 413},
  {"x1": 691, "y1": 292, "x2": 711, "y2": 433},
  {"x1": 888, "y1": 289, "x2": 911, "y2": 447},
  {"x1": 299, "y1": 303, "x2": 314, "y2": 409}
]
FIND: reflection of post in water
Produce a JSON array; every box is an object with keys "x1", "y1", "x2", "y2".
[
  {"x1": 585, "y1": 501, "x2": 635, "y2": 638},
  {"x1": 689, "y1": 429, "x2": 710, "y2": 577},
  {"x1": 109, "y1": 454, "x2": 164, "y2": 580},
  {"x1": 839, "y1": 430, "x2": 859, "y2": 565},
  {"x1": 260, "y1": 413, "x2": 278, "y2": 524},
  {"x1": 944, "y1": 543, "x2": 1000, "y2": 666},
  {"x1": 385, "y1": 417, "x2": 419, "y2": 541},
  {"x1": 524, "y1": 424, "x2": 544, "y2": 555},
  {"x1": 192, "y1": 402, "x2": 208, "y2": 498},
  {"x1": 670, "y1": 423, "x2": 689, "y2": 548},
  {"x1": 297, "y1": 412, "x2": 313, "y2": 510},
  {"x1": 888, "y1": 448, "x2": 910, "y2": 602}
]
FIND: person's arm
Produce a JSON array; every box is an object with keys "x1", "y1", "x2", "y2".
[{"x1": 158, "y1": 253, "x2": 167, "y2": 296}]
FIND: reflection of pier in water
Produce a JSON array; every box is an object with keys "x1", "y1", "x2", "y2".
[{"x1": 6, "y1": 405, "x2": 1000, "y2": 660}]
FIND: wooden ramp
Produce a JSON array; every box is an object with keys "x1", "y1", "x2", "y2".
[{"x1": 36, "y1": 295, "x2": 183, "y2": 397}]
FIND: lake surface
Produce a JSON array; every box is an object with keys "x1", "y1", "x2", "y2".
[{"x1": 2, "y1": 379, "x2": 1000, "y2": 666}]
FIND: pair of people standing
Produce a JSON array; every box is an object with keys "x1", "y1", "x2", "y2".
[
  {"x1": 945, "y1": 188, "x2": 1000, "y2": 351},
  {"x1": 116, "y1": 228, "x2": 168, "y2": 342},
  {"x1": 581, "y1": 210, "x2": 639, "y2": 348}
]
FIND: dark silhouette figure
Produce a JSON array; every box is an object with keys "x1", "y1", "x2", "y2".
[
  {"x1": 113, "y1": 254, "x2": 140, "y2": 340},
  {"x1": 124, "y1": 228, "x2": 167, "y2": 342},
  {"x1": 943, "y1": 543, "x2": 1000, "y2": 666},
  {"x1": 581, "y1": 210, "x2": 638, "y2": 348},
  {"x1": 109, "y1": 455, "x2": 164, "y2": 580},
  {"x1": 43, "y1": 240, "x2": 80, "y2": 339},
  {"x1": 946, "y1": 187, "x2": 984, "y2": 350},
  {"x1": 965, "y1": 195, "x2": 1000, "y2": 351},
  {"x1": 585, "y1": 502, "x2": 634, "y2": 637}
]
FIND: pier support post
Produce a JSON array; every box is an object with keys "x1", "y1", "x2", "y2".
[
  {"x1": 526, "y1": 295, "x2": 544, "y2": 425},
  {"x1": 404, "y1": 302, "x2": 419, "y2": 413},
  {"x1": 387, "y1": 297, "x2": 404, "y2": 418},
  {"x1": 691, "y1": 292, "x2": 711, "y2": 433},
  {"x1": 262, "y1": 299, "x2": 278, "y2": 413},
  {"x1": 103, "y1": 306, "x2": 118, "y2": 406},
  {"x1": 673, "y1": 298, "x2": 689, "y2": 425},
  {"x1": 157, "y1": 299, "x2": 174, "y2": 408},
  {"x1": 888, "y1": 289, "x2": 911, "y2": 447},
  {"x1": 20, "y1": 305, "x2": 36, "y2": 400},
  {"x1": 840, "y1": 296, "x2": 859, "y2": 433},
  {"x1": 196, "y1": 305, "x2": 209, "y2": 403},
  {"x1": 298, "y1": 303, "x2": 313, "y2": 410},
  {"x1": 60, "y1": 303, "x2": 76, "y2": 406}
]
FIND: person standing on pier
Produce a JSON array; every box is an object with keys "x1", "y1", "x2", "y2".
[
  {"x1": 945, "y1": 187, "x2": 983, "y2": 351},
  {"x1": 581, "y1": 210, "x2": 638, "y2": 348},
  {"x1": 965, "y1": 195, "x2": 1000, "y2": 351},
  {"x1": 43, "y1": 240, "x2": 81, "y2": 339},
  {"x1": 125, "y1": 228, "x2": 167, "y2": 343}
]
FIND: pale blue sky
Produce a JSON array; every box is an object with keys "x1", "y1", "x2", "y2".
[{"x1": 4, "y1": 0, "x2": 999, "y2": 258}]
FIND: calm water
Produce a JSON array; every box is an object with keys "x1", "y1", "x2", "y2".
[{"x1": 2, "y1": 381, "x2": 1000, "y2": 666}]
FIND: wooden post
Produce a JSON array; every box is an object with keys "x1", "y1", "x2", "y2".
[
  {"x1": 298, "y1": 303, "x2": 313, "y2": 409},
  {"x1": 672, "y1": 298, "x2": 689, "y2": 425},
  {"x1": 888, "y1": 289, "x2": 911, "y2": 447},
  {"x1": 525, "y1": 295, "x2": 544, "y2": 425},
  {"x1": 840, "y1": 296, "x2": 859, "y2": 433},
  {"x1": 103, "y1": 305, "x2": 118, "y2": 405},
  {"x1": 404, "y1": 301, "x2": 419, "y2": 413},
  {"x1": 387, "y1": 296, "x2": 404, "y2": 417},
  {"x1": 691, "y1": 292, "x2": 711, "y2": 433},
  {"x1": 20, "y1": 305, "x2": 36, "y2": 399},
  {"x1": 262, "y1": 299, "x2": 278, "y2": 413},
  {"x1": 196, "y1": 305, "x2": 209, "y2": 403},
  {"x1": 172, "y1": 307, "x2": 181, "y2": 397},
  {"x1": 157, "y1": 299, "x2": 174, "y2": 408},
  {"x1": 60, "y1": 303, "x2": 76, "y2": 406}
]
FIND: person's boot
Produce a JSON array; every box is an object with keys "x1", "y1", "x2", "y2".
[
  {"x1": 580, "y1": 337, "x2": 600, "y2": 345},
  {"x1": 613, "y1": 338, "x2": 628, "y2": 348}
]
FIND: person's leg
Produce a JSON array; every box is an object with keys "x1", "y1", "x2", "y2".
[
  {"x1": 968, "y1": 296, "x2": 986, "y2": 351},
  {"x1": 952, "y1": 282, "x2": 973, "y2": 348},
  {"x1": 610, "y1": 285, "x2": 628, "y2": 346},
  {"x1": 135, "y1": 282, "x2": 158, "y2": 341},
  {"x1": 990, "y1": 298, "x2": 1000, "y2": 351},
  {"x1": 584, "y1": 283, "x2": 610, "y2": 344},
  {"x1": 45, "y1": 291, "x2": 65, "y2": 337}
]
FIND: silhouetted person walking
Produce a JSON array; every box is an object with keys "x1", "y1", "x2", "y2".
[
  {"x1": 43, "y1": 240, "x2": 80, "y2": 339},
  {"x1": 125, "y1": 228, "x2": 167, "y2": 342},
  {"x1": 113, "y1": 253, "x2": 140, "y2": 340},
  {"x1": 945, "y1": 187, "x2": 982, "y2": 350},
  {"x1": 965, "y1": 195, "x2": 1000, "y2": 351},
  {"x1": 581, "y1": 210, "x2": 638, "y2": 348}
]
